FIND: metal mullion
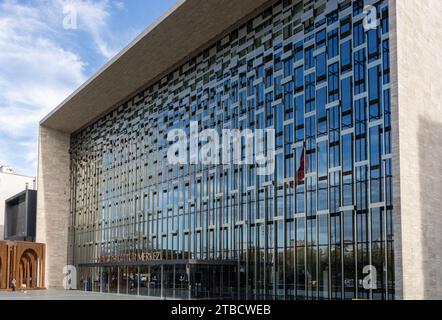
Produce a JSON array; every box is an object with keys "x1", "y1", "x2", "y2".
[
  {"x1": 314, "y1": 130, "x2": 320, "y2": 300},
  {"x1": 366, "y1": 101, "x2": 373, "y2": 300},
  {"x1": 382, "y1": 159, "x2": 388, "y2": 299},
  {"x1": 338, "y1": 97, "x2": 345, "y2": 300},
  {"x1": 244, "y1": 191, "x2": 250, "y2": 299},
  {"x1": 125, "y1": 141, "x2": 130, "y2": 257},
  {"x1": 282, "y1": 183, "x2": 287, "y2": 300},
  {"x1": 380, "y1": 90, "x2": 390, "y2": 300},
  {"x1": 352, "y1": 99, "x2": 359, "y2": 299},
  {"x1": 96, "y1": 155, "x2": 101, "y2": 260}
]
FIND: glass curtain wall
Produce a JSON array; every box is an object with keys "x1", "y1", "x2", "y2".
[{"x1": 70, "y1": 0, "x2": 394, "y2": 300}]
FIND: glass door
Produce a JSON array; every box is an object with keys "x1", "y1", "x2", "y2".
[
  {"x1": 127, "y1": 266, "x2": 139, "y2": 296},
  {"x1": 149, "y1": 266, "x2": 161, "y2": 297},
  {"x1": 119, "y1": 266, "x2": 128, "y2": 295},
  {"x1": 109, "y1": 267, "x2": 118, "y2": 294},
  {"x1": 101, "y1": 268, "x2": 109, "y2": 293},
  {"x1": 175, "y1": 265, "x2": 189, "y2": 299}
]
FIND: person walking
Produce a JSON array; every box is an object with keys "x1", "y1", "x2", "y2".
[{"x1": 11, "y1": 278, "x2": 16, "y2": 292}]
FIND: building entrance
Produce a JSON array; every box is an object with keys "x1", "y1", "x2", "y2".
[{"x1": 78, "y1": 262, "x2": 237, "y2": 299}]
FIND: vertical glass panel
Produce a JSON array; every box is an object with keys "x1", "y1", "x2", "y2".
[
  {"x1": 342, "y1": 134, "x2": 354, "y2": 206},
  {"x1": 328, "y1": 63, "x2": 339, "y2": 102},
  {"x1": 356, "y1": 166, "x2": 368, "y2": 211},
  {"x1": 295, "y1": 95, "x2": 305, "y2": 142},
  {"x1": 318, "y1": 141, "x2": 328, "y2": 178},
  {"x1": 328, "y1": 106, "x2": 340, "y2": 169},
  {"x1": 354, "y1": 49, "x2": 366, "y2": 94},
  {"x1": 341, "y1": 77, "x2": 353, "y2": 129},
  {"x1": 329, "y1": 172, "x2": 341, "y2": 214},
  {"x1": 296, "y1": 217, "x2": 305, "y2": 299},
  {"x1": 384, "y1": 89, "x2": 392, "y2": 155},
  {"x1": 316, "y1": 29, "x2": 326, "y2": 48},
  {"x1": 371, "y1": 208, "x2": 385, "y2": 300},
  {"x1": 330, "y1": 214, "x2": 342, "y2": 299},
  {"x1": 305, "y1": 46, "x2": 314, "y2": 69},
  {"x1": 340, "y1": 40, "x2": 352, "y2": 72},
  {"x1": 370, "y1": 126, "x2": 383, "y2": 204},
  {"x1": 316, "y1": 87, "x2": 327, "y2": 137},
  {"x1": 286, "y1": 220, "x2": 295, "y2": 298},
  {"x1": 327, "y1": 29, "x2": 339, "y2": 59},
  {"x1": 340, "y1": 15, "x2": 352, "y2": 38},
  {"x1": 305, "y1": 73, "x2": 316, "y2": 113},
  {"x1": 383, "y1": 40, "x2": 390, "y2": 84},
  {"x1": 367, "y1": 27, "x2": 380, "y2": 62},
  {"x1": 368, "y1": 66, "x2": 381, "y2": 120},
  {"x1": 355, "y1": 98, "x2": 367, "y2": 162},
  {"x1": 381, "y1": 7, "x2": 389, "y2": 34},
  {"x1": 353, "y1": 20, "x2": 365, "y2": 47},
  {"x1": 294, "y1": 40, "x2": 304, "y2": 62},
  {"x1": 307, "y1": 177, "x2": 316, "y2": 217},
  {"x1": 316, "y1": 52, "x2": 326, "y2": 83}
]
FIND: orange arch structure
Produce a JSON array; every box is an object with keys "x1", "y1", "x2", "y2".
[{"x1": 0, "y1": 241, "x2": 45, "y2": 290}]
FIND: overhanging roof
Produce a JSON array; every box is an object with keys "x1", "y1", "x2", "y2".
[{"x1": 40, "y1": 0, "x2": 274, "y2": 134}]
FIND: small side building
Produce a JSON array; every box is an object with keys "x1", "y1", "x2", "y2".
[
  {"x1": 4, "y1": 189, "x2": 37, "y2": 242},
  {"x1": 0, "y1": 189, "x2": 45, "y2": 290},
  {"x1": 0, "y1": 166, "x2": 36, "y2": 240}
]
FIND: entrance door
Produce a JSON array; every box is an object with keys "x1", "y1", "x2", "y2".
[
  {"x1": 108, "y1": 267, "x2": 118, "y2": 294},
  {"x1": 191, "y1": 265, "x2": 209, "y2": 299},
  {"x1": 139, "y1": 266, "x2": 150, "y2": 296},
  {"x1": 175, "y1": 265, "x2": 189, "y2": 299},
  {"x1": 119, "y1": 266, "x2": 128, "y2": 295},
  {"x1": 149, "y1": 266, "x2": 161, "y2": 297},
  {"x1": 92, "y1": 268, "x2": 101, "y2": 292},
  {"x1": 163, "y1": 265, "x2": 174, "y2": 299},
  {"x1": 101, "y1": 268, "x2": 109, "y2": 293},
  {"x1": 127, "y1": 266, "x2": 139, "y2": 296},
  {"x1": 77, "y1": 267, "x2": 92, "y2": 292}
]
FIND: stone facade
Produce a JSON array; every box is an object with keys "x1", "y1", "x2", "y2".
[{"x1": 36, "y1": 126, "x2": 70, "y2": 289}]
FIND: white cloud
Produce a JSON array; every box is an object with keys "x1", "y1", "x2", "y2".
[
  {"x1": 55, "y1": 0, "x2": 124, "y2": 59},
  {"x1": 0, "y1": 0, "x2": 127, "y2": 176},
  {"x1": 0, "y1": 0, "x2": 118, "y2": 176}
]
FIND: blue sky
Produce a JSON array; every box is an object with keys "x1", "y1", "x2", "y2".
[{"x1": 0, "y1": 0, "x2": 177, "y2": 177}]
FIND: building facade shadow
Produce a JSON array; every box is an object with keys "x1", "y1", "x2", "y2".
[{"x1": 419, "y1": 117, "x2": 442, "y2": 299}]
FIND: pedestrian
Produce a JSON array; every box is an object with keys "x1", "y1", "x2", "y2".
[{"x1": 11, "y1": 278, "x2": 16, "y2": 292}]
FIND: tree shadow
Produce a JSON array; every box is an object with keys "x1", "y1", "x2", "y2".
[{"x1": 419, "y1": 116, "x2": 442, "y2": 299}]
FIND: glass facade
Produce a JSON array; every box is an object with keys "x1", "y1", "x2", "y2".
[{"x1": 69, "y1": 0, "x2": 394, "y2": 300}]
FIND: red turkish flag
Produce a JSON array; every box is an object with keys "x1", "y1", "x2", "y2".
[
  {"x1": 289, "y1": 141, "x2": 308, "y2": 189},
  {"x1": 297, "y1": 141, "x2": 308, "y2": 184}
]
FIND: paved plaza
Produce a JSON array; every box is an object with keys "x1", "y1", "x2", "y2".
[{"x1": 0, "y1": 289, "x2": 165, "y2": 300}]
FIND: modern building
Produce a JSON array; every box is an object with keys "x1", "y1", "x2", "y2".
[
  {"x1": 37, "y1": 0, "x2": 442, "y2": 300},
  {"x1": 0, "y1": 166, "x2": 36, "y2": 240},
  {"x1": 4, "y1": 189, "x2": 38, "y2": 242}
]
